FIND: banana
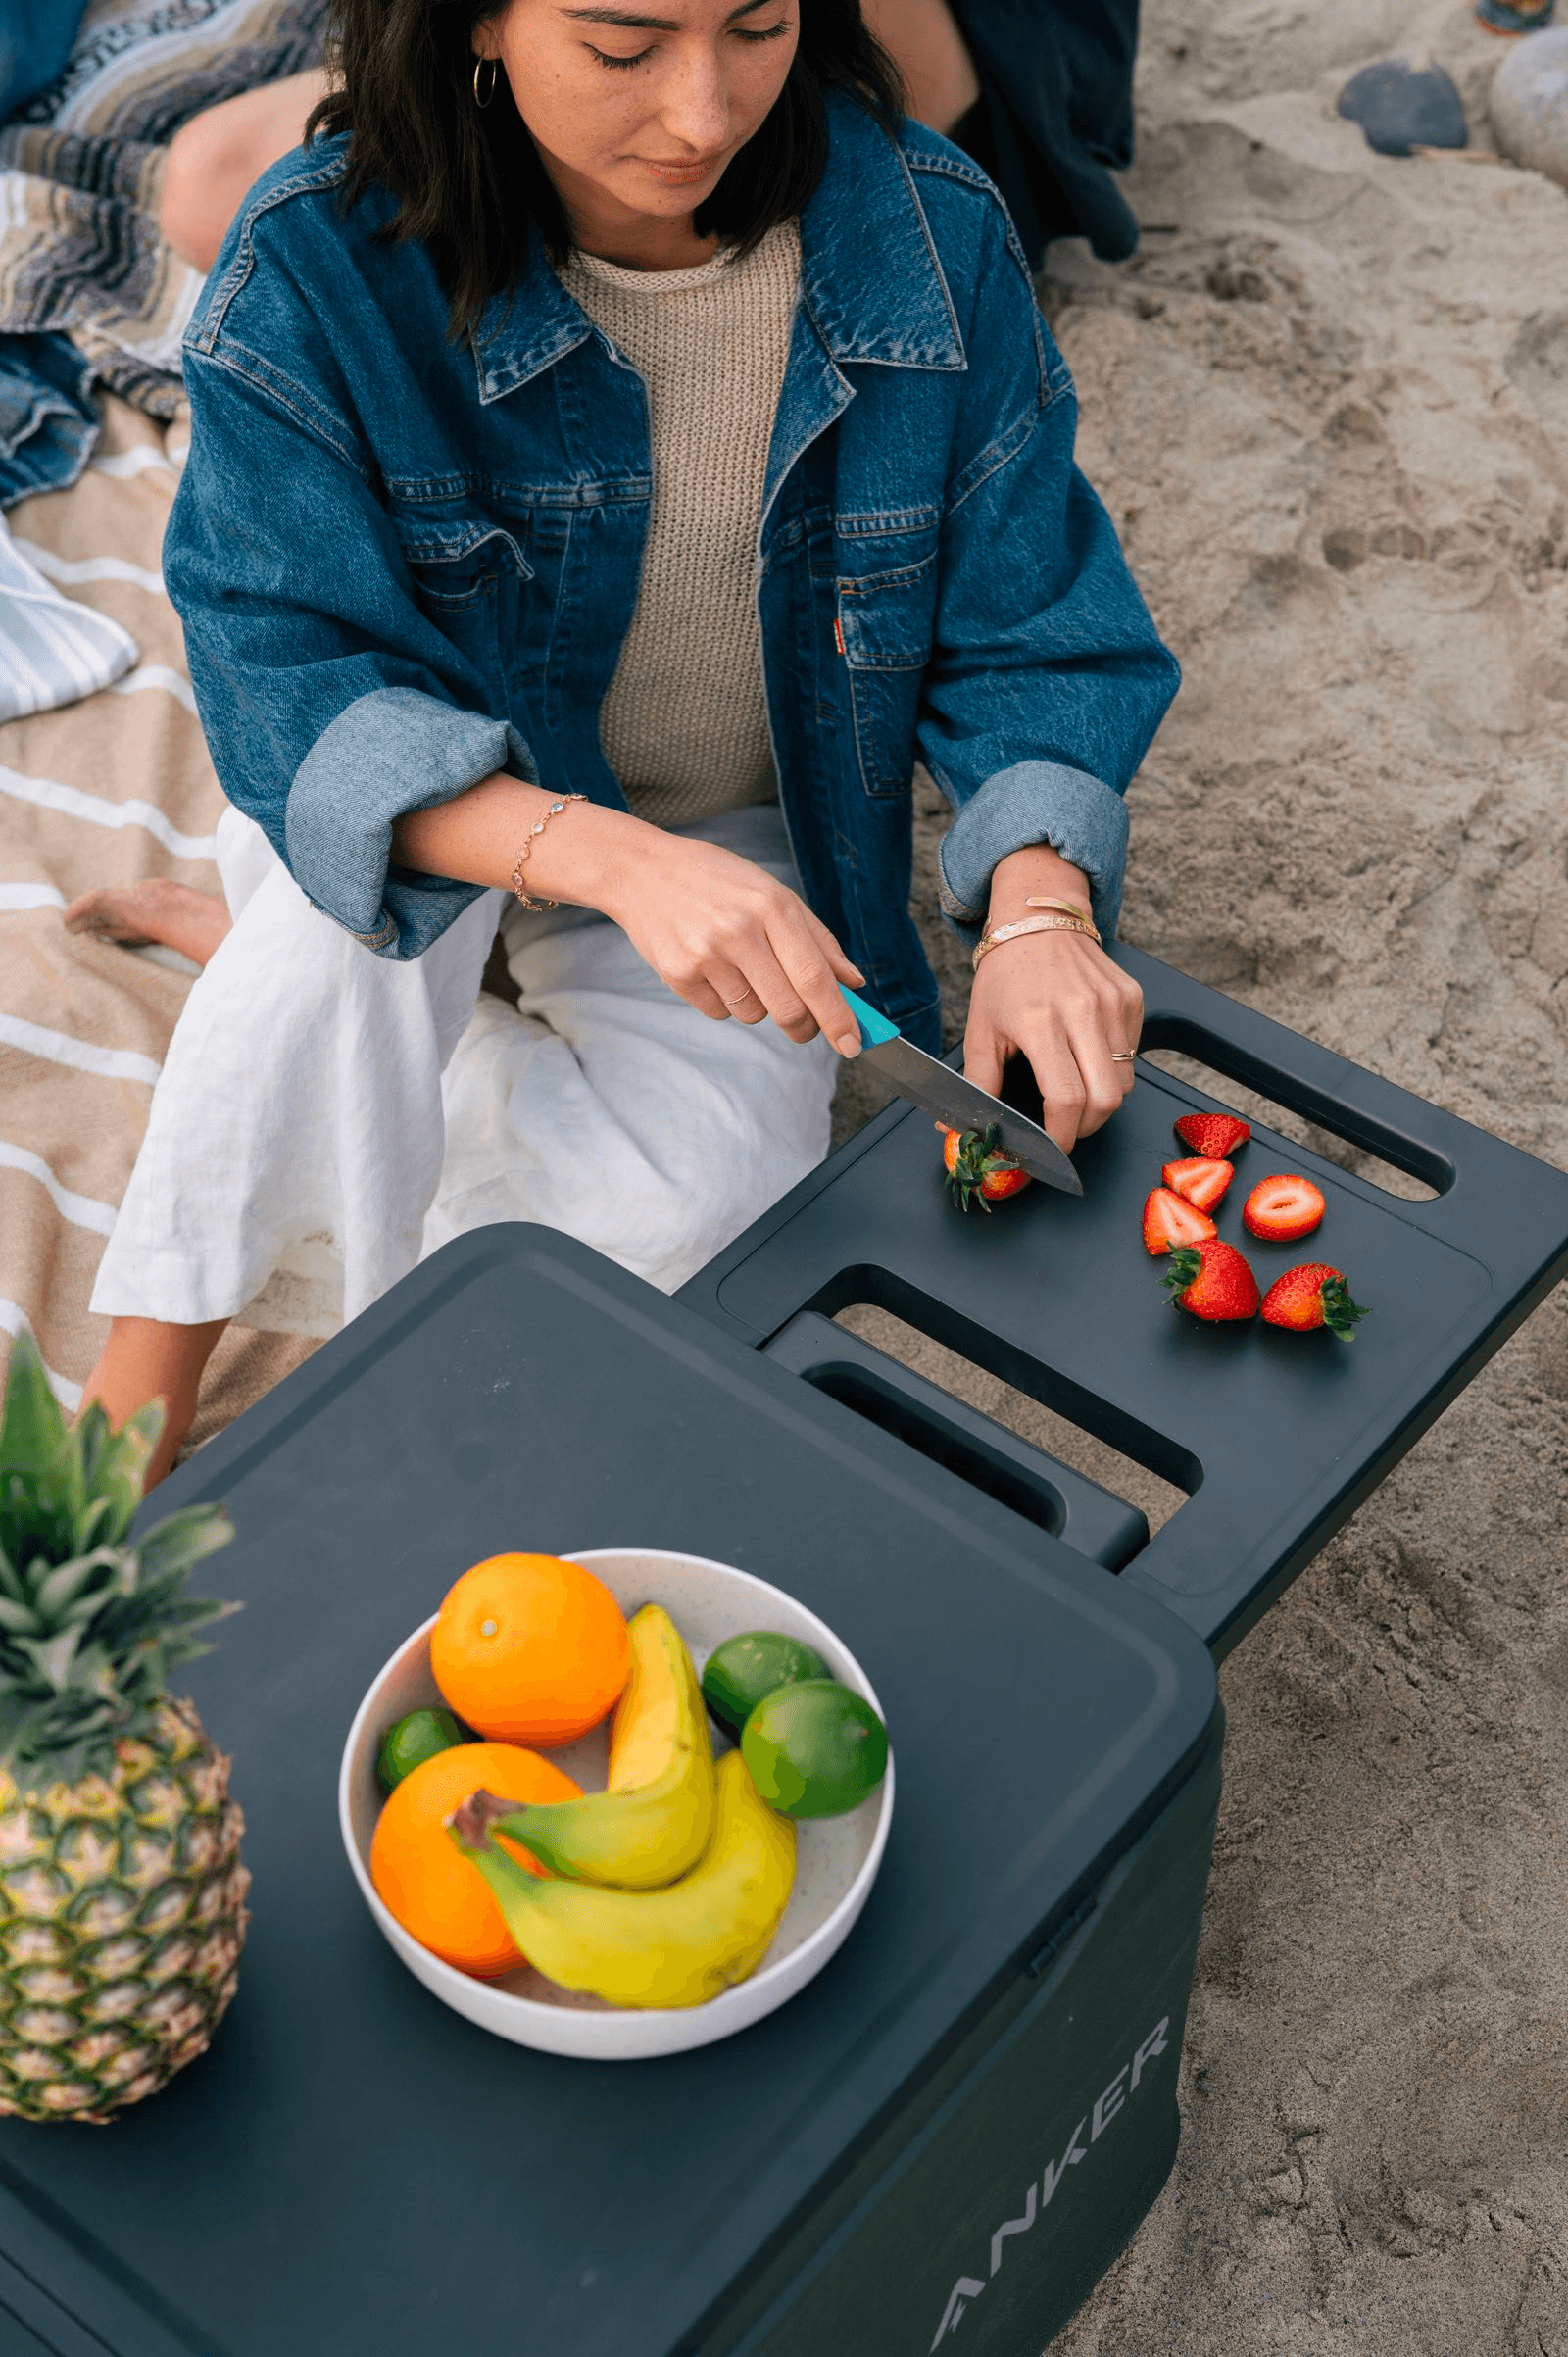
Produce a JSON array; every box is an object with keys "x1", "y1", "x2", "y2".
[
  {"x1": 484, "y1": 1603, "x2": 714, "y2": 1889},
  {"x1": 451, "y1": 1748, "x2": 797, "y2": 2008}
]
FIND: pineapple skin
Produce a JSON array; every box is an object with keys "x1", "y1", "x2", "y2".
[{"x1": 0, "y1": 1696, "x2": 249, "y2": 2124}]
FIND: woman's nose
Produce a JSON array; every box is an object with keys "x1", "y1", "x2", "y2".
[{"x1": 658, "y1": 43, "x2": 731, "y2": 152}]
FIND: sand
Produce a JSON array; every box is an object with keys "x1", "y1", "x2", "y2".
[{"x1": 834, "y1": 3, "x2": 1568, "y2": 2346}]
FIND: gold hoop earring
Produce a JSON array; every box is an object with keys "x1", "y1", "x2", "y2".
[{"x1": 472, "y1": 55, "x2": 499, "y2": 109}]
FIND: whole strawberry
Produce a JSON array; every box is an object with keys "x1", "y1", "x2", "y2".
[
  {"x1": 1173, "y1": 1112, "x2": 1250, "y2": 1159},
  {"x1": 1161, "y1": 1239, "x2": 1260, "y2": 1323},
  {"x1": 942, "y1": 1124, "x2": 1030, "y2": 1213},
  {"x1": 1261, "y1": 1263, "x2": 1368, "y2": 1340}
]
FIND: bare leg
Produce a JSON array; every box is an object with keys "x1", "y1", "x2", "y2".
[
  {"x1": 79, "y1": 1318, "x2": 229, "y2": 1490},
  {"x1": 160, "y1": 69, "x2": 329, "y2": 272},
  {"x1": 863, "y1": 0, "x2": 982, "y2": 134},
  {"x1": 64, "y1": 880, "x2": 231, "y2": 967}
]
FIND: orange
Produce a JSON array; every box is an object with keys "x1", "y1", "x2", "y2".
[
  {"x1": 430, "y1": 1552, "x2": 630, "y2": 1745},
  {"x1": 369, "y1": 1741, "x2": 582, "y2": 1978}
]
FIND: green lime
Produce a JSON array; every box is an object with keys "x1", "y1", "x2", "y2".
[
  {"x1": 741, "y1": 1680, "x2": 888, "y2": 1819},
  {"x1": 376, "y1": 1706, "x2": 467, "y2": 1792},
  {"x1": 702, "y1": 1630, "x2": 831, "y2": 1738}
]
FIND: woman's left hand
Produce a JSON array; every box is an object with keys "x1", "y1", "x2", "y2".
[{"x1": 962, "y1": 848, "x2": 1144, "y2": 1154}]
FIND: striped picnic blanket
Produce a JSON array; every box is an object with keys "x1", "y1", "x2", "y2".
[{"x1": 0, "y1": 389, "x2": 316, "y2": 1440}]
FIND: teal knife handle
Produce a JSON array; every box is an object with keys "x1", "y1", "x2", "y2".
[{"x1": 840, "y1": 986, "x2": 900, "y2": 1049}]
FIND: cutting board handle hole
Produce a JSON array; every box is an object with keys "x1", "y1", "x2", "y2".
[{"x1": 1137, "y1": 1023, "x2": 1446, "y2": 1201}]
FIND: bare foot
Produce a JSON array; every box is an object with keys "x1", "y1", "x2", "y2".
[
  {"x1": 64, "y1": 880, "x2": 231, "y2": 969},
  {"x1": 79, "y1": 1316, "x2": 229, "y2": 1489}
]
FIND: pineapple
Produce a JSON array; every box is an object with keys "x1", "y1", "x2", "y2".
[{"x1": 0, "y1": 1335, "x2": 246, "y2": 2123}]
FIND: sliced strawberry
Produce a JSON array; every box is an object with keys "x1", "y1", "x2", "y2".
[
  {"x1": 1161, "y1": 1155, "x2": 1234, "y2": 1211},
  {"x1": 1173, "y1": 1112, "x2": 1250, "y2": 1159},
  {"x1": 1143, "y1": 1187, "x2": 1218, "y2": 1256},
  {"x1": 1261, "y1": 1263, "x2": 1368, "y2": 1340},
  {"x1": 1243, "y1": 1174, "x2": 1326, "y2": 1242},
  {"x1": 1161, "y1": 1239, "x2": 1260, "y2": 1323}
]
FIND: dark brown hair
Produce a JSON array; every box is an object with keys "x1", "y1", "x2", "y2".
[{"x1": 307, "y1": 2, "x2": 904, "y2": 339}]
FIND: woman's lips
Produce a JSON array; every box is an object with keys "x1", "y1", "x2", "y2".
[{"x1": 631, "y1": 154, "x2": 728, "y2": 184}]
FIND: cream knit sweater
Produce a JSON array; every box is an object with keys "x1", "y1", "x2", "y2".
[{"x1": 563, "y1": 221, "x2": 801, "y2": 831}]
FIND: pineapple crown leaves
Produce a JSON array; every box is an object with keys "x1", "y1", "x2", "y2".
[
  {"x1": 0, "y1": 1335, "x2": 237, "y2": 1781},
  {"x1": 944, "y1": 1124, "x2": 1020, "y2": 1215}
]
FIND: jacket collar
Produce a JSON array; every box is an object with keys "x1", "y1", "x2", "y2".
[{"x1": 468, "y1": 90, "x2": 964, "y2": 402}]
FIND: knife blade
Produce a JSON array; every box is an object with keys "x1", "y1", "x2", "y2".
[{"x1": 839, "y1": 989, "x2": 1083, "y2": 1197}]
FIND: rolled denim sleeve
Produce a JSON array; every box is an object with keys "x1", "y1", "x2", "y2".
[
  {"x1": 167, "y1": 325, "x2": 528, "y2": 959},
  {"x1": 918, "y1": 197, "x2": 1179, "y2": 941},
  {"x1": 937, "y1": 756, "x2": 1130, "y2": 941}
]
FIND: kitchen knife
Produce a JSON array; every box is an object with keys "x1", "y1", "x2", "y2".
[{"x1": 839, "y1": 988, "x2": 1083, "y2": 1197}]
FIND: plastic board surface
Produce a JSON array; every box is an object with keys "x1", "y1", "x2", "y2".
[
  {"x1": 0, "y1": 1233, "x2": 1217, "y2": 2357},
  {"x1": 682, "y1": 948, "x2": 1568, "y2": 1654}
]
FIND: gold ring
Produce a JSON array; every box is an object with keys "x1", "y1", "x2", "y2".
[
  {"x1": 1112, "y1": 1052, "x2": 1138, "y2": 1063},
  {"x1": 724, "y1": 986, "x2": 757, "y2": 1007}
]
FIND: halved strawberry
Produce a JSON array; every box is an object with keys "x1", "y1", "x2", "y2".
[
  {"x1": 1143, "y1": 1187, "x2": 1218, "y2": 1256},
  {"x1": 1261, "y1": 1263, "x2": 1368, "y2": 1340},
  {"x1": 1243, "y1": 1174, "x2": 1325, "y2": 1242},
  {"x1": 1161, "y1": 1239, "x2": 1260, "y2": 1323},
  {"x1": 1173, "y1": 1112, "x2": 1250, "y2": 1159},
  {"x1": 1161, "y1": 1155, "x2": 1234, "y2": 1211},
  {"x1": 943, "y1": 1124, "x2": 1030, "y2": 1213}
]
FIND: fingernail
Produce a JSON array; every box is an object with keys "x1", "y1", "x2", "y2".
[
  {"x1": 847, "y1": 967, "x2": 866, "y2": 985},
  {"x1": 837, "y1": 1033, "x2": 861, "y2": 1057}
]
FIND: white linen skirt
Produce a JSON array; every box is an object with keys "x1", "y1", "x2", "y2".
[{"x1": 90, "y1": 803, "x2": 838, "y2": 1336}]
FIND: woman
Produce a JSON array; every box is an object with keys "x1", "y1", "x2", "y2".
[{"x1": 82, "y1": 0, "x2": 1176, "y2": 1480}]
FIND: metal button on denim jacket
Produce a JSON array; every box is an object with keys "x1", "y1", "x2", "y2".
[{"x1": 166, "y1": 93, "x2": 1178, "y2": 1051}]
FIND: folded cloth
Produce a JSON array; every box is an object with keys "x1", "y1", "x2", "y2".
[
  {"x1": 950, "y1": 0, "x2": 1142, "y2": 266},
  {"x1": 0, "y1": 504, "x2": 137, "y2": 720},
  {"x1": 0, "y1": 0, "x2": 91, "y2": 120},
  {"x1": 0, "y1": 326, "x2": 98, "y2": 504}
]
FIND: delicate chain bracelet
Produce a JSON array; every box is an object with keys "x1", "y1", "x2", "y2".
[
  {"x1": 972, "y1": 910, "x2": 1102, "y2": 972},
  {"x1": 511, "y1": 793, "x2": 587, "y2": 910}
]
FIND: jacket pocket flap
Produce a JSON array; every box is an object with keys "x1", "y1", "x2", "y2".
[
  {"x1": 391, "y1": 515, "x2": 534, "y2": 582},
  {"x1": 836, "y1": 550, "x2": 938, "y2": 671}
]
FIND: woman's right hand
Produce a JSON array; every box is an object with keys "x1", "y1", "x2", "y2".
[
  {"x1": 392, "y1": 775, "x2": 866, "y2": 1057},
  {"x1": 600, "y1": 825, "x2": 867, "y2": 1057}
]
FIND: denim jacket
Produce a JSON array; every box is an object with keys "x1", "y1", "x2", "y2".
[{"x1": 167, "y1": 92, "x2": 1177, "y2": 1050}]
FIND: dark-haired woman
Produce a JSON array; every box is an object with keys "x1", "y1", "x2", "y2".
[{"x1": 82, "y1": 0, "x2": 1177, "y2": 1480}]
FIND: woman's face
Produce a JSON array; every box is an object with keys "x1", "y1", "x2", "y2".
[{"x1": 476, "y1": 0, "x2": 800, "y2": 239}]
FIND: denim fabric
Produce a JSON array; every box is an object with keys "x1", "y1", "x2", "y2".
[
  {"x1": 0, "y1": 0, "x2": 90, "y2": 121},
  {"x1": 167, "y1": 94, "x2": 1178, "y2": 1053},
  {"x1": 0, "y1": 331, "x2": 98, "y2": 506}
]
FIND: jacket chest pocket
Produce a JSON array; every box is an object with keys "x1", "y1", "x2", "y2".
[
  {"x1": 836, "y1": 547, "x2": 938, "y2": 798},
  {"x1": 392, "y1": 515, "x2": 534, "y2": 678}
]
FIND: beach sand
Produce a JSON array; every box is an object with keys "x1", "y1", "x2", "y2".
[{"x1": 832, "y1": 2, "x2": 1568, "y2": 2346}]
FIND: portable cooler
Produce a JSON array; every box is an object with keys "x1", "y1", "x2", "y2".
[{"x1": 1, "y1": 947, "x2": 1563, "y2": 2357}]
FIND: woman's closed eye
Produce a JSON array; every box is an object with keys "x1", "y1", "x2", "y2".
[{"x1": 587, "y1": 20, "x2": 790, "y2": 68}]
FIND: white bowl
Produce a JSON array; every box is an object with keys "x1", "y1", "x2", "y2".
[{"x1": 339, "y1": 1547, "x2": 895, "y2": 2060}]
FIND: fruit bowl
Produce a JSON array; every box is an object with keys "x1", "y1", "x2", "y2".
[{"x1": 339, "y1": 1547, "x2": 895, "y2": 2060}]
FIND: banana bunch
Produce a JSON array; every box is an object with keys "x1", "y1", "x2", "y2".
[
  {"x1": 488, "y1": 1601, "x2": 716, "y2": 1889},
  {"x1": 449, "y1": 1605, "x2": 796, "y2": 2008}
]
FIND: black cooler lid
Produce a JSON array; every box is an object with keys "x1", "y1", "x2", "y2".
[{"x1": 0, "y1": 1231, "x2": 1217, "y2": 2357}]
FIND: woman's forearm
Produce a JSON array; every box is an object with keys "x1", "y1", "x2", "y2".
[
  {"x1": 392, "y1": 774, "x2": 649, "y2": 914},
  {"x1": 986, "y1": 843, "x2": 1095, "y2": 929}
]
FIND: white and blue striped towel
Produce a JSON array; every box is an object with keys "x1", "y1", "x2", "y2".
[{"x1": 0, "y1": 510, "x2": 138, "y2": 721}]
